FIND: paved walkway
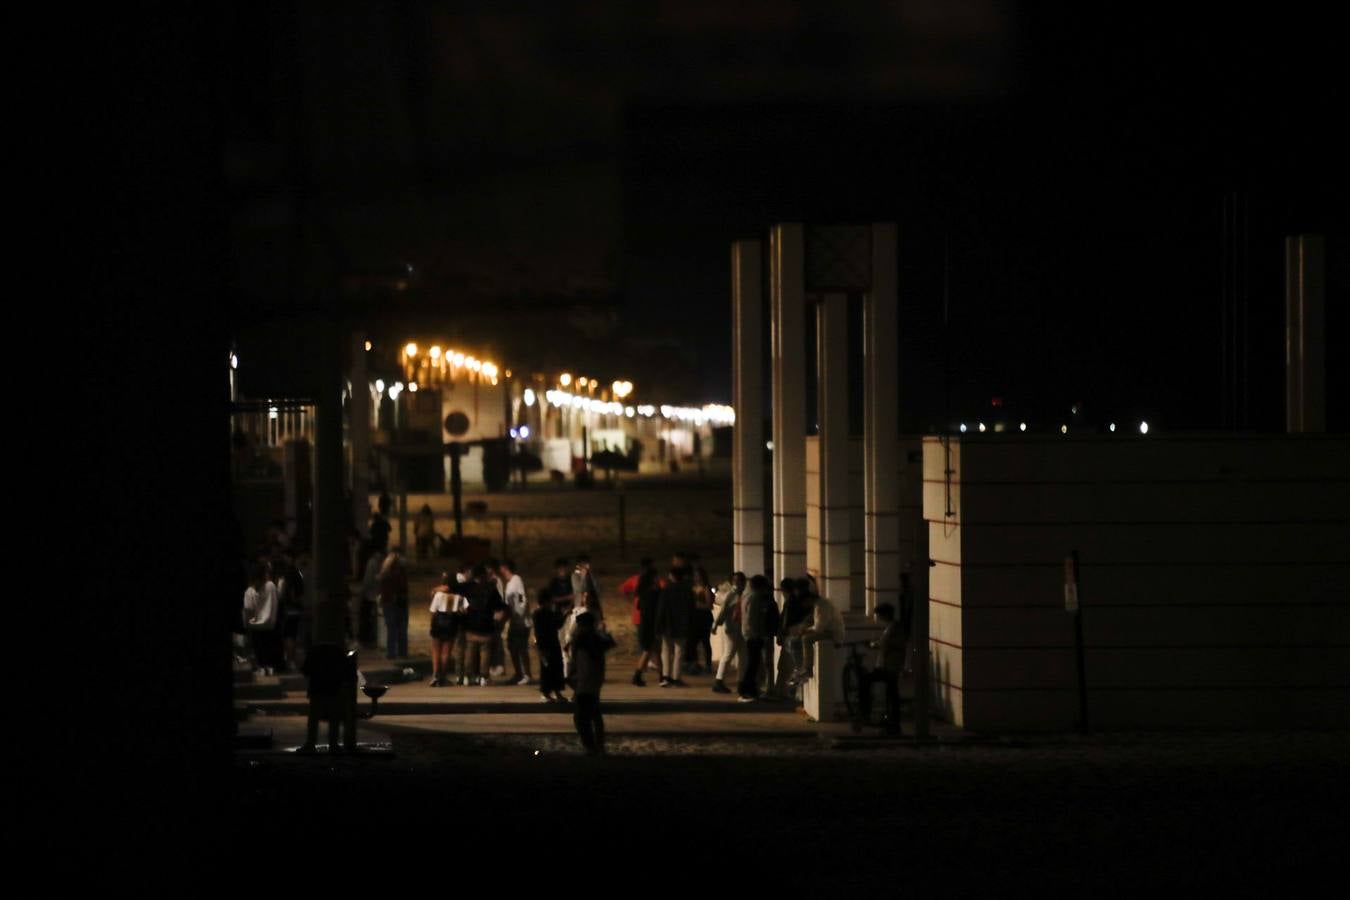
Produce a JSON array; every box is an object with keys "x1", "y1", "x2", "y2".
[{"x1": 234, "y1": 651, "x2": 960, "y2": 743}]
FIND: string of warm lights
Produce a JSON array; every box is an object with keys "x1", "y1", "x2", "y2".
[
  {"x1": 399, "y1": 341, "x2": 500, "y2": 390},
  {"x1": 542, "y1": 389, "x2": 734, "y2": 426},
  {"x1": 360, "y1": 345, "x2": 736, "y2": 428}
]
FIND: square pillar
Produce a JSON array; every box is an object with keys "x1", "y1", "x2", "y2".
[
  {"x1": 864, "y1": 222, "x2": 901, "y2": 616},
  {"x1": 816, "y1": 293, "x2": 852, "y2": 609},
  {"x1": 771, "y1": 223, "x2": 807, "y2": 580},
  {"x1": 350, "y1": 331, "x2": 370, "y2": 533},
  {"x1": 1286, "y1": 234, "x2": 1325, "y2": 433},
  {"x1": 732, "y1": 240, "x2": 767, "y2": 577}
]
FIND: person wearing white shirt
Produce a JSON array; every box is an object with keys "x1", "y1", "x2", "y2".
[
  {"x1": 358, "y1": 549, "x2": 385, "y2": 647},
  {"x1": 428, "y1": 571, "x2": 458, "y2": 687},
  {"x1": 498, "y1": 559, "x2": 531, "y2": 684},
  {"x1": 243, "y1": 562, "x2": 281, "y2": 674}
]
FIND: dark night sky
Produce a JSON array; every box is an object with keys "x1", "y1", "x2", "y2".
[{"x1": 223, "y1": 3, "x2": 1347, "y2": 431}]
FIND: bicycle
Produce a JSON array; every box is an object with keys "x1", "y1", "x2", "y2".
[{"x1": 840, "y1": 640, "x2": 889, "y2": 734}]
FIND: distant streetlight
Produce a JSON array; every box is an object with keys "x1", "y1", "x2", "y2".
[
  {"x1": 405, "y1": 342, "x2": 418, "y2": 358},
  {"x1": 429, "y1": 346, "x2": 442, "y2": 359},
  {"x1": 364, "y1": 341, "x2": 372, "y2": 352},
  {"x1": 1139, "y1": 421, "x2": 1149, "y2": 434},
  {"x1": 375, "y1": 379, "x2": 385, "y2": 393},
  {"x1": 1109, "y1": 423, "x2": 1116, "y2": 432},
  {"x1": 408, "y1": 382, "x2": 418, "y2": 392},
  {"x1": 559, "y1": 373, "x2": 572, "y2": 387},
  {"x1": 523, "y1": 388, "x2": 536, "y2": 407},
  {"x1": 959, "y1": 424, "x2": 967, "y2": 433},
  {"x1": 1019, "y1": 422, "x2": 1026, "y2": 432},
  {"x1": 978, "y1": 422, "x2": 986, "y2": 433},
  {"x1": 1061, "y1": 425, "x2": 1068, "y2": 434}
]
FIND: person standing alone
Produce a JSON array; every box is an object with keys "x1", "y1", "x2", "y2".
[
  {"x1": 499, "y1": 559, "x2": 532, "y2": 685},
  {"x1": 567, "y1": 612, "x2": 615, "y2": 755},
  {"x1": 378, "y1": 546, "x2": 409, "y2": 659}
]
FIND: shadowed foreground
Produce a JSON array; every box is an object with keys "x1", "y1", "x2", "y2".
[{"x1": 229, "y1": 731, "x2": 1346, "y2": 890}]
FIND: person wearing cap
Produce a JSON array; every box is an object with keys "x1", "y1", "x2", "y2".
[{"x1": 570, "y1": 554, "x2": 602, "y2": 622}]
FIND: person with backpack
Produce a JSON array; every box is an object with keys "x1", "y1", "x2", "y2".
[
  {"x1": 710, "y1": 572, "x2": 746, "y2": 693},
  {"x1": 378, "y1": 546, "x2": 410, "y2": 659},
  {"x1": 567, "y1": 612, "x2": 616, "y2": 755}
]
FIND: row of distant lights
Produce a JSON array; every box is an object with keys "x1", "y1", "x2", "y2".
[
  {"x1": 555, "y1": 372, "x2": 633, "y2": 399},
  {"x1": 536, "y1": 388, "x2": 735, "y2": 426},
  {"x1": 372, "y1": 379, "x2": 412, "y2": 400},
  {"x1": 958, "y1": 421, "x2": 1150, "y2": 435},
  {"x1": 386, "y1": 342, "x2": 501, "y2": 385}
]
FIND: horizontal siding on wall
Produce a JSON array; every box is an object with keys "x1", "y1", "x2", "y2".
[
  {"x1": 958, "y1": 646, "x2": 1347, "y2": 691},
  {"x1": 923, "y1": 436, "x2": 1350, "y2": 732},
  {"x1": 961, "y1": 435, "x2": 1350, "y2": 484},
  {"x1": 959, "y1": 481, "x2": 1350, "y2": 525},
  {"x1": 959, "y1": 521, "x2": 1347, "y2": 566},
  {"x1": 961, "y1": 687, "x2": 1350, "y2": 731},
  {"x1": 957, "y1": 604, "x2": 1350, "y2": 649},
  {"x1": 957, "y1": 563, "x2": 1350, "y2": 608}
]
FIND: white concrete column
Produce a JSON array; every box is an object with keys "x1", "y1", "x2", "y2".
[
  {"x1": 312, "y1": 326, "x2": 349, "y2": 645},
  {"x1": 771, "y1": 223, "x2": 807, "y2": 580},
  {"x1": 865, "y1": 222, "x2": 901, "y2": 616},
  {"x1": 1286, "y1": 234, "x2": 1326, "y2": 433},
  {"x1": 732, "y1": 239, "x2": 767, "y2": 577},
  {"x1": 817, "y1": 293, "x2": 852, "y2": 610}
]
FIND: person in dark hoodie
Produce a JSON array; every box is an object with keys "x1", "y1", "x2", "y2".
[
  {"x1": 567, "y1": 611, "x2": 615, "y2": 755},
  {"x1": 532, "y1": 589, "x2": 567, "y2": 703},
  {"x1": 453, "y1": 563, "x2": 506, "y2": 686},
  {"x1": 655, "y1": 565, "x2": 695, "y2": 687}
]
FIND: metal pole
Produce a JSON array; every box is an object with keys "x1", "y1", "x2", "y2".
[{"x1": 450, "y1": 443, "x2": 464, "y2": 541}]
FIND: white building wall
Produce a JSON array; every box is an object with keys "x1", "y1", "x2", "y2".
[{"x1": 923, "y1": 434, "x2": 1350, "y2": 732}]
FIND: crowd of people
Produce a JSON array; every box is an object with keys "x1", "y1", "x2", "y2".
[
  {"x1": 238, "y1": 496, "x2": 912, "y2": 752},
  {"x1": 237, "y1": 536, "x2": 309, "y2": 676}
]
